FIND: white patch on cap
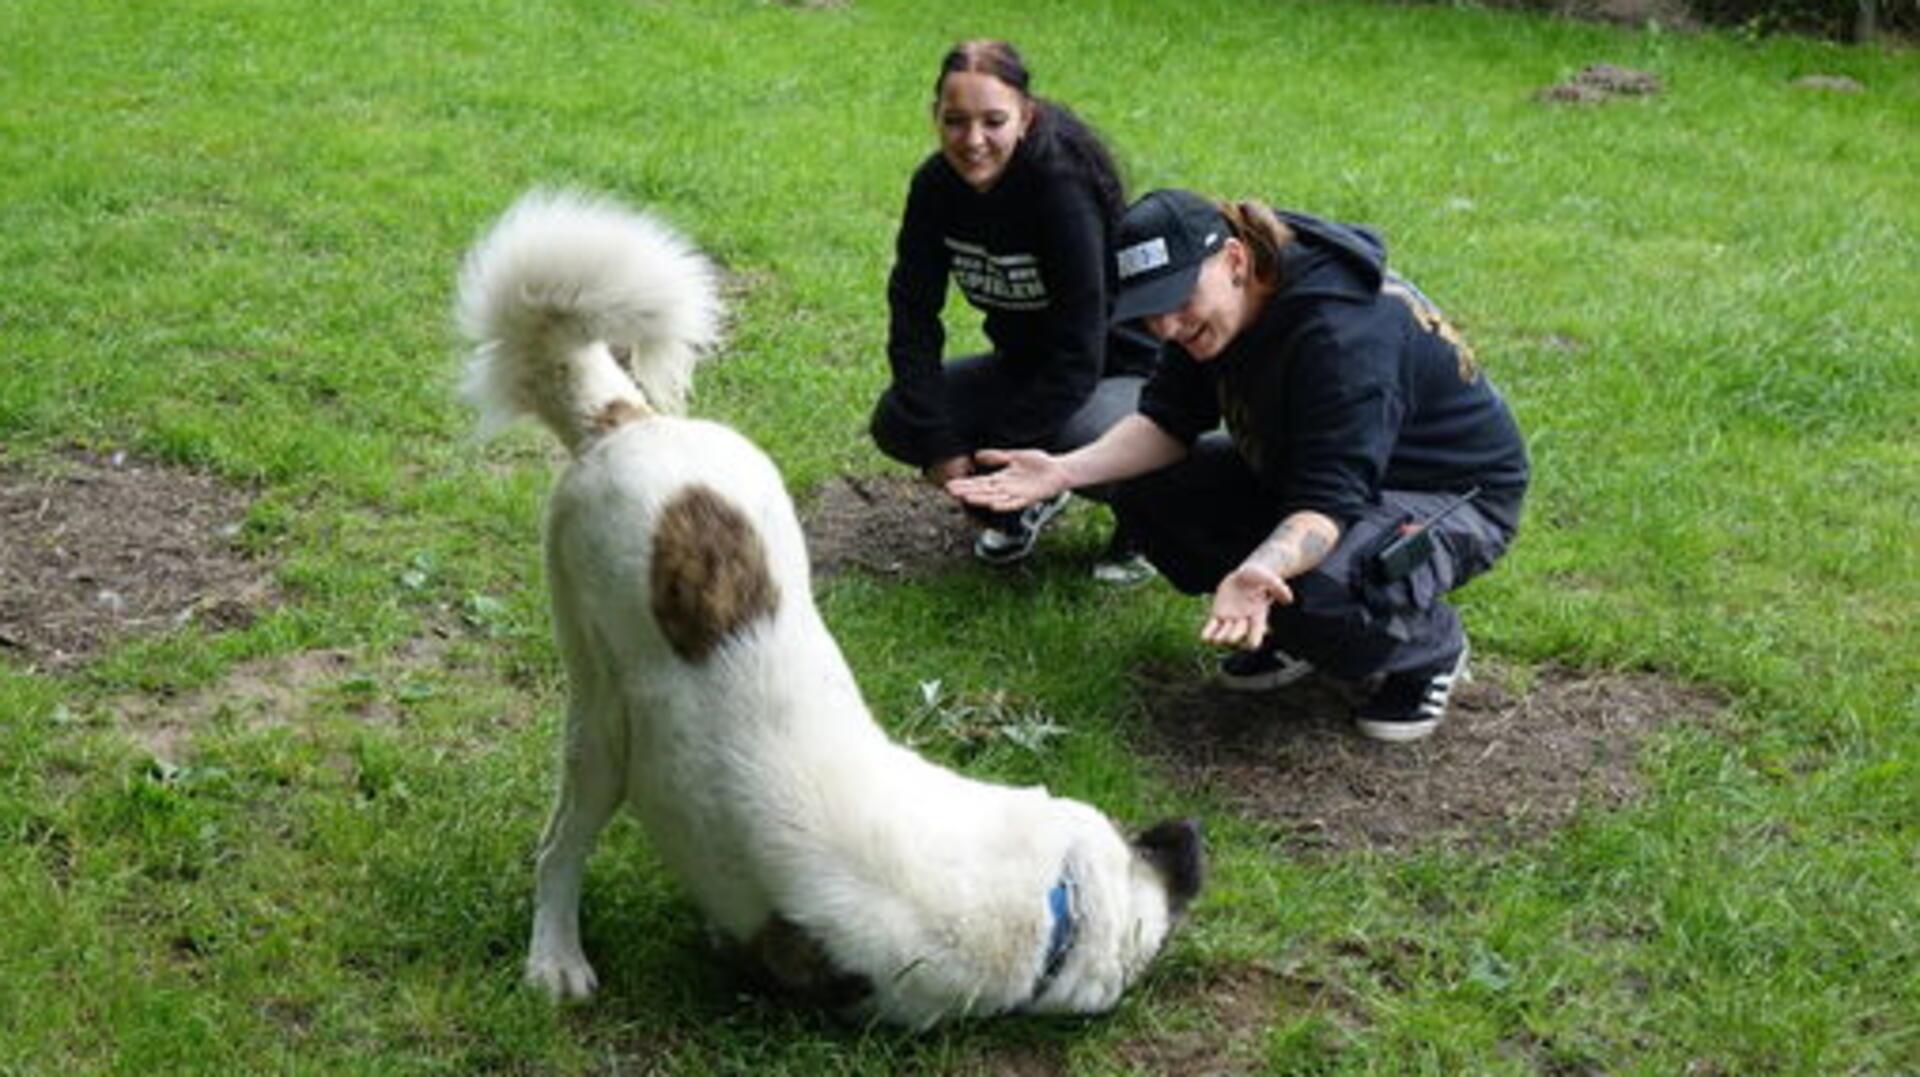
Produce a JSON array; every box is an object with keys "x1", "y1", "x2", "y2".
[
  {"x1": 1116, "y1": 237, "x2": 1170, "y2": 280},
  {"x1": 1204, "y1": 231, "x2": 1219, "y2": 246}
]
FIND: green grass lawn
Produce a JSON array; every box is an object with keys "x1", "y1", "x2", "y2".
[{"x1": 3, "y1": 0, "x2": 1917, "y2": 1071}]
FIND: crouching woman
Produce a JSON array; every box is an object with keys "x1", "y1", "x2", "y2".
[
  {"x1": 869, "y1": 40, "x2": 1156, "y2": 577},
  {"x1": 949, "y1": 189, "x2": 1528, "y2": 742}
]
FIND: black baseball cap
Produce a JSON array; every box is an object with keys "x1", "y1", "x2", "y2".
[{"x1": 1110, "y1": 189, "x2": 1228, "y2": 325}]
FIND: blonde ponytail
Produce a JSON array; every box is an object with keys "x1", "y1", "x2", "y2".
[{"x1": 1215, "y1": 201, "x2": 1296, "y2": 289}]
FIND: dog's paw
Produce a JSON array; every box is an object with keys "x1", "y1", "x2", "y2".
[{"x1": 525, "y1": 950, "x2": 600, "y2": 1002}]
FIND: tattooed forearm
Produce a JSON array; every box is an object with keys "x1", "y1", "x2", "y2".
[{"x1": 1247, "y1": 511, "x2": 1340, "y2": 579}]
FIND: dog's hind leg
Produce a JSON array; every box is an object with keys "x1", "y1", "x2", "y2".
[
  {"x1": 526, "y1": 570, "x2": 627, "y2": 1002},
  {"x1": 525, "y1": 685, "x2": 624, "y2": 1001}
]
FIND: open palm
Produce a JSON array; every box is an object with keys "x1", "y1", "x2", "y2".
[{"x1": 945, "y1": 448, "x2": 1067, "y2": 512}]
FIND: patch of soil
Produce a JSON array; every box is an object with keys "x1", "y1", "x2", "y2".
[
  {"x1": 0, "y1": 450, "x2": 273, "y2": 669},
  {"x1": 1791, "y1": 74, "x2": 1866, "y2": 93},
  {"x1": 1538, "y1": 63, "x2": 1665, "y2": 104},
  {"x1": 109, "y1": 647, "x2": 352, "y2": 762},
  {"x1": 103, "y1": 633, "x2": 467, "y2": 764},
  {"x1": 1136, "y1": 658, "x2": 1722, "y2": 854},
  {"x1": 1118, "y1": 963, "x2": 1310, "y2": 1075},
  {"x1": 801, "y1": 474, "x2": 976, "y2": 579},
  {"x1": 945, "y1": 1040, "x2": 1068, "y2": 1077}
]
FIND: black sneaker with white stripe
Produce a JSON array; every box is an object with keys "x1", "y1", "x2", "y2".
[
  {"x1": 973, "y1": 491, "x2": 1071, "y2": 566},
  {"x1": 1354, "y1": 639, "x2": 1470, "y2": 743}
]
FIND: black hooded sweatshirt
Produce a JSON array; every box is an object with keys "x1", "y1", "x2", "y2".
[
  {"x1": 884, "y1": 141, "x2": 1157, "y2": 462},
  {"x1": 1137, "y1": 209, "x2": 1529, "y2": 531}
]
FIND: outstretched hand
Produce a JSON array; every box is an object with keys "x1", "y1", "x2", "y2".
[
  {"x1": 1202, "y1": 562, "x2": 1295, "y2": 651},
  {"x1": 945, "y1": 448, "x2": 1069, "y2": 512}
]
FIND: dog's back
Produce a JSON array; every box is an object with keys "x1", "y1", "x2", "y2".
[{"x1": 544, "y1": 412, "x2": 849, "y2": 936}]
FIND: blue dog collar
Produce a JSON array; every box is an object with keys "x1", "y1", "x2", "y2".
[{"x1": 1029, "y1": 871, "x2": 1079, "y2": 1003}]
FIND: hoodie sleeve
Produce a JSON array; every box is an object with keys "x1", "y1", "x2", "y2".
[
  {"x1": 883, "y1": 165, "x2": 964, "y2": 462},
  {"x1": 982, "y1": 179, "x2": 1107, "y2": 447}
]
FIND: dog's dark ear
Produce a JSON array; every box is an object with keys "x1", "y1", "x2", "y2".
[{"x1": 1135, "y1": 818, "x2": 1204, "y2": 916}]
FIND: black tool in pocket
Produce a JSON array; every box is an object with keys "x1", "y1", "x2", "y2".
[{"x1": 1372, "y1": 487, "x2": 1480, "y2": 584}]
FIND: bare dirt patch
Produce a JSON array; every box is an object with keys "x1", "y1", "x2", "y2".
[
  {"x1": 0, "y1": 450, "x2": 272, "y2": 669},
  {"x1": 801, "y1": 473, "x2": 976, "y2": 579},
  {"x1": 1118, "y1": 963, "x2": 1302, "y2": 1075},
  {"x1": 1791, "y1": 74, "x2": 1866, "y2": 93},
  {"x1": 1136, "y1": 658, "x2": 1723, "y2": 854},
  {"x1": 1538, "y1": 63, "x2": 1666, "y2": 104},
  {"x1": 108, "y1": 647, "x2": 363, "y2": 763},
  {"x1": 943, "y1": 1040, "x2": 1069, "y2": 1077},
  {"x1": 94, "y1": 631, "x2": 529, "y2": 769},
  {"x1": 115, "y1": 650, "x2": 296, "y2": 760}
]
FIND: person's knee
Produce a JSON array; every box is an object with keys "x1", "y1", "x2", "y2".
[
  {"x1": 867, "y1": 391, "x2": 920, "y2": 467},
  {"x1": 1266, "y1": 598, "x2": 1393, "y2": 680},
  {"x1": 1288, "y1": 566, "x2": 1353, "y2": 617},
  {"x1": 1052, "y1": 377, "x2": 1142, "y2": 454}
]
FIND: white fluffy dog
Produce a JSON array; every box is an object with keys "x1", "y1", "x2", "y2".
[{"x1": 455, "y1": 191, "x2": 1201, "y2": 1028}]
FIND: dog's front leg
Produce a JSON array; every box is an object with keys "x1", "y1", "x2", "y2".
[{"x1": 525, "y1": 693, "x2": 624, "y2": 1001}]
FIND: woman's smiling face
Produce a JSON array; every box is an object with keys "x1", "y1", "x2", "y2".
[
  {"x1": 1142, "y1": 243, "x2": 1260, "y2": 362},
  {"x1": 935, "y1": 70, "x2": 1031, "y2": 192}
]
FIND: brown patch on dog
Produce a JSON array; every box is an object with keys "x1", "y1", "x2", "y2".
[
  {"x1": 742, "y1": 915, "x2": 873, "y2": 1010},
  {"x1": 650, "y1": 484, "x2": 780, "y2": 662},
  {"x1": 588, "y1": 396, "x2": 652, "y2": 435}
]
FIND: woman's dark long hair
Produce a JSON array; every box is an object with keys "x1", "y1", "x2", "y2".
[{"x1": 934, "y1": 40, "x2": 1127, "y2": 229}]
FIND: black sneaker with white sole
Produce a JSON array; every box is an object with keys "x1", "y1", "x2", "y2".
[
  {"x1": 973, "y1": 491, "x2": 1072, "y2": 566},
  {"x1": 1217, "y1": 645, "x2": 1315, "y2": 692},
  {"x1": 1354, "y1": 639, "x2": 1471, "y2": 743},
  {"x1": 1090, "y1": 524, "x2": 1156, "y2": 586},
  {"x1": 1091, "y1": 551, "x2": 1156, "y2": 586}
]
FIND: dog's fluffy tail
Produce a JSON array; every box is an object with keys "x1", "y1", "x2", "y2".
[{"x1": 456, "y1": 189, "x2": 721, "y2": 452}]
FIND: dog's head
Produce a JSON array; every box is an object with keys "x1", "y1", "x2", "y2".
[{"x1": 1028, "y1": 807, "x2": 1204, "y2": 1015}]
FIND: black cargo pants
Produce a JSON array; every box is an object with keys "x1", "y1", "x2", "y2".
[{"x1": 1110, "y1": 433, "x2": 1518, "y2": 680}]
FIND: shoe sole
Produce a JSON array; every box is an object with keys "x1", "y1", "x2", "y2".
[
  {"x1": 1218, "y1": 658, "x2": 1315, "y2": 693},
  {"x1": 1091, "y1": 559, "x2": 1156, "y2": 586},
  {"x1": 1354, "y1": 715, "x2": 1442, "y2": 743}
]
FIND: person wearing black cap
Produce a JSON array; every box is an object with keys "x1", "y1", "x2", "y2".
[
  {"x1": 948, "y1": 189, "x2": 1528, "y2": 742},
  {"x1": 868, "y1": 40, "x2": 1158, "y2": 579}
]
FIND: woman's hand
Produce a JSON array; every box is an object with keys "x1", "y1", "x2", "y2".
[
  {"x1": 1203, "y1": 511, "x2": 1337, "y2": 649},
  {"x1": 945, "y1": 448, "x2": 1069, "y2": 511},
  {"x1": 1202, "y1": 562, "x2": 1294, "y2": 651}
]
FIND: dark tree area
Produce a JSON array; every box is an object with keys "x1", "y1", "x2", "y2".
[{"x1": 1461, "y1": 0, "x2": 1915, "y2": 42}]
